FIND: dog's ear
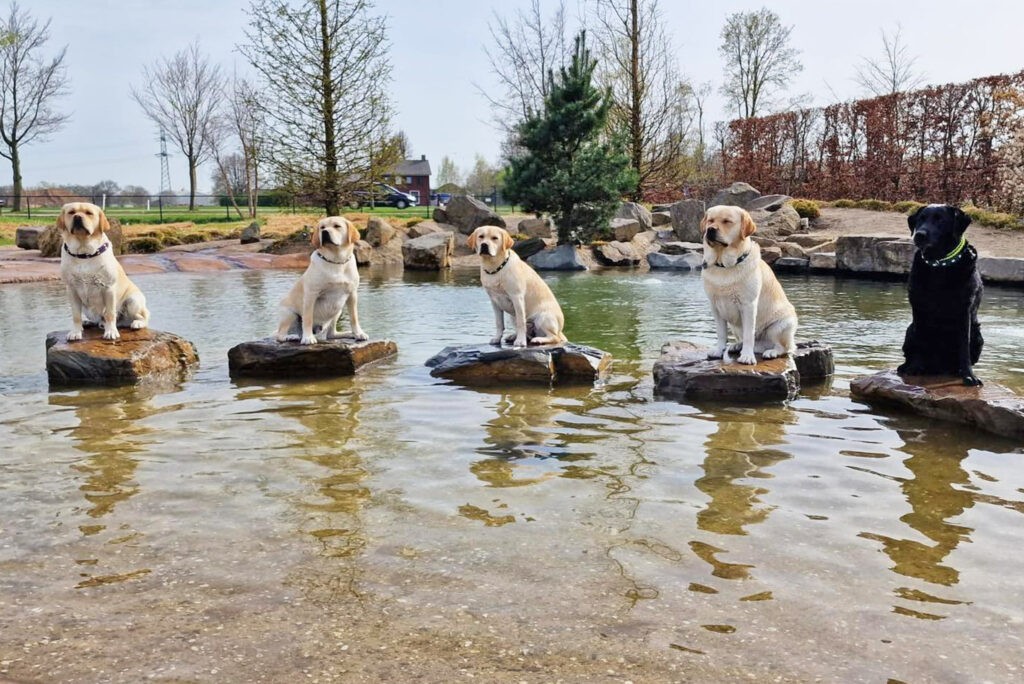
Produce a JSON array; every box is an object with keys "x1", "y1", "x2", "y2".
[
  {"x1": 740, "y1": 210, "x2": 757, "y2": 238},
  {"x1": 699, "y1": 212, "x2": 708, "y2": 234},
  {"x1": 503, "y1": 230, "x2": 515, "y2": 252},
  {"x1": 346, "y1": 219, "x2": 360, "y2": 245},
  {"x1": 97, "y1": 209, "x2": 110, "y2": 234},
  {"x1": 310, "y1": 225, "x2": 322, "y2": 249},
  {"x1": 467, "y1": 230, "x2": 478, "y2": 252},
  {"x1": 907, "y1": 205, "x2": 925, "y2": 232},
  {"x1": 953, "y1": 205, "x2": 971, "y2": 233}
]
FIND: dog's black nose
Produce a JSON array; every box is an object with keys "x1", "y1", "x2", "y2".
[
  {"x1": 320, "y1": 229, "x2": 333, "y2": 245},
  {"x1": 912, "y1": 230, "x2": 928, "y2": 247},
  {"x1": 479, "y1": 243, "x2": 490, "y2": 255},
  {"x1": 705, "y1": 227, "x2": 717, "y2": 241}
]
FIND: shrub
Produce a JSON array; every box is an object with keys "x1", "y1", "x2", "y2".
[
  {"x1": 179, "y1": 233, "x2": 207, "y2": 244},
  {"x1": 894, "y1": 201, "x2": 926, "y2": 215},
  {"x1": 831, "y1": 199, "x2": 856, "y2": 208},
  {"x1": 788, "y1": 199, "x2": 820, "y2": 219},
  {"x1": 962, "y1": 204, "x2": 1022, "y2": 230},
  {"x1": 405, "y1": 217, "x2": 421, "y2": 228},
  {"x1": 160, "y1": 235, "x2": 182, "y2": 247},
  {"x1": 124, "y1": 237, "x2": 162, "y2": 253},
  {"x1": 853, "y1": 199, "x2": 894, "y2": 212}
]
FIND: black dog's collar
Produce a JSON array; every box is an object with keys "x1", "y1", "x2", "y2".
[
  {"x1": 920, "y1": 239, "x2": 975, "y2": 268},
  {"x1": 316, "y1": 249, "x2": 351, "y2": 265},
  {"x1": 703, "y1": 251, "x2": 750, "y2": 269},
  {"x1": 483, "y1": 254, "x2": 511, "y2": 275},
  {"x1": 63, "y1": 242, "x2": 109, "y2": 259}
]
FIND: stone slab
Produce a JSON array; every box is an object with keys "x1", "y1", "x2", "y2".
[
  {"x1": 16, "y1": 225, "x2": 45, "y2": 250},
  {"x1": 647, "y1": 251, "x2": 703, "y2": 270},
  {"x1": 228, "y1": 336, "x2": 397, "y2": 379},
  {"x1": 978, "y1": 256, "x2": 1024, "y2": 286},
  {"x1": 425, "y1": 343, "x2": 611, "y2": 385},
  {"x1": 850, "y1": 369, "x2": 1024, "y2": 440},
  {"x1": 46, "y1": 328, "x2": 199, "y2": 387},
  {"x1": 791, "y1": 341, "x2": 835, "y2": 382}
]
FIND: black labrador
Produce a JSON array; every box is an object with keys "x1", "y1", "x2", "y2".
[{"x1": 897, "y1": 204, "x2": 983, "y2": 386}]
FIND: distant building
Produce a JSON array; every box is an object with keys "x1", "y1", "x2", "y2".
[{"x1": 385, "y1": 155, "x2": 431, "y2": 206}]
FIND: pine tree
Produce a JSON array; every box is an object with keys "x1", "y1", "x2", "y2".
[{"x1": 504, "y1": 31, "x2": 637, "y2": 244}]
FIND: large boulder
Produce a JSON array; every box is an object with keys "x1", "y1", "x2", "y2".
[
  {"x1": 402, "y1": 231, "x2": 454, "y2": 270},
  {"x1": 608, "y1": 217, "x2": 641, "y2": 242},
  {"x1": 45, "y1": 328, "x2": 199, "y2": 386},
  {"x1": 710, "y1": 182, "x2": 761, "y2": 208},
  {"x1": 746, "y1": 194, "x2": 791, "y2": 212},
  {"x1": 518, "y1": 217, "x2": 552, "y2": 239},
  {"x1": 354, "y1": 239, "x2": 373, "y2": 266},
  {"x1": 440, "y1": 195, "x2": 504, "y2": 235},
  {"x1": 228, "y1": 336, "x2": 397, "y2": 379},
  {"x1": 835, "y1": 236, "x2": 915, "y2": 275},
  {"x1": 614, "y1": 202, "x2": 653, "y2": 231},
  {"x1": 809, "y1": 252, "x2": 837, "y2": 271},
  {"x1": 647, "y1": 251, "x2": 703, "y2": 270},
  {"x1": 850, "y1": 369, "x2": 1024, "y2": 440},
  {"x1": 653, "y1": 340, "x2": 798, "y2": 402},
  {"x1": 407, "y1": 220, "x2": 450, "y2": 239},
  {"x1": 785, "y1": 234, "x2": 835, "y2": 248},
  {"x1": 651, "y1": 211, "x2": 672, "y2": 227},
  {"x1": 658, "y1": 241, "x2": 703, "y2": 255},
  {"x1": 978, "y1": 256, "x2": 1024, "y2": 286},
  {"x1": 15, "y1": 225, "x2": 45, "y2": 250},
  {"x1": 425, "y1": 343, "x2": 612, "y2": 385},
  {"x1": 668, "y1": 199, "x2": 705, "y2": 242},
  {"x1": 39, "y1": 217, "x2": 125, "y2": 257},
  {"x1": 240, "y1": 221, "x2": 261, "y2": 245},
  {"x1": 512, "y1": 237, "x2": 547, "y2": 260},
  {"x1": 749, "y1": 204, "x2": 801, "y2": 237},
  {"x1": 527, "y1": 243, "x2": 587, "y2": 271},
  {"x1": 593, "y1": 241, "x2": 640, "y2": 267},
  {"x1": 364, "y1": 217, "x2": 397, "y2": 247}
]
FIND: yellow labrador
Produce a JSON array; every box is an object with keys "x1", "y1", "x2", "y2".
[
  {"x1": 700, "y1": 205, "x2": 797, "y2": 365},
  {"x1": 275, "y1": 216, "x2": 367, "y2": 345},
  {"x1": 468, "y1": 225, "x2": 567, "y2": 347},
  {"x1": 57, "y1": 202, "x2": 149, "y2": 341}
]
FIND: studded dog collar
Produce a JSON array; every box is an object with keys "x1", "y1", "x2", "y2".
[
  {"x1": 703, "y1": 250, "x2": 750, "y2": 269},
  {"x1": 63, "y1": 242, "x2": 109, "y2": 259},
  {"x1": 921, "y1": 236, "x2": 974, "y2": 267},
  {"x1": 316, "y1": 249, "x2": 351, "y2": 265},
  {"x1": 483, "y1": 254, "x2": 511, "y2": 275}
]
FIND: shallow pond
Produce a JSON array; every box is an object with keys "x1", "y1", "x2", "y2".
[{"x1": 1, "y1": 268, "x2": 1023, "y2": 682}]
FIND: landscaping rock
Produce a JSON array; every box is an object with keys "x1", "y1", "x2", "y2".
[
  {"x1": 425, "y1": 342, "x2": 611, "y2": 385},
  {"x1": 653, "y1": 340, "x2": 798, "y2": 402},
  {"x1": 809, "y1": 252, "x2": 837, "y2": 271},
  {"x1": 669, "y1": 199, "x2": 705, "y2": 242},
  {"x1": 850, "y1": 369, "x2": 1024, "y2": 440},
  {"x1": 593, "y1": 241, "x2": 640, "y2": 267},
  {"x1": 354, "y1": 239, "x2": 373, "y2": 266},
  {"x1": 364, "y1": 217, "x2": 396, "y2": 247},
  {"x1": 39, "y1": 217, "x2": 124, "y2": 257},
  {"x1": 519, "y1": 217, "x2": 552, "y2": 239},
  {"x1": 657, "y1": 241, "x2": 702, "y2": 255},
  {"x1": 836, "y1": 236, "x2": 915, "y2": 275},
  {"x1": 760, "y1": 246, "x2": 782, "y2": 265},
  {"x1": 240, "y1": 221, "x2": 261, "y2": 245},
  {"x1": 791, "y1": 341, "x2": 834, "y2": 382},
  {"x1": 772, "y1": 256, "x2": 810, "y2": 271},
  {"x1": 746, "y1": 194, "x2": 791, "y2": 212},
  {"x1": 978, "y1": 256, "x2": 1024, "y2": 286},
  {"x1": 527, "y1": 243, "x2": 587, "y2": 271},
  {"x1": 441, "y1": 195, "x2": 504, "y2": 235},
  {"x1": 785, "y1": 234, "x2": 835, "y2": 248},
  {"x1": 15, "y1": 225, "x2": 45, "y2": 250},
  {"x1": 779, "y1": 242, "x2": 808, "y2": 258},
  {"x1": 228, "y1": 336, "x2": 397, "y2": 379},
  {"x1": 647, "y1": 251, "x2": 703, "y2": 270},
  {"x1": 402, "y1": 231, "x2": 454, "y2": 270},
  {"x1": 407, "y1": 220, "x2": 448, "y2": 239},
  {"x1": 615, "y1": 202, "x2": 653, "y2": 231},
  {"x1": 750, "y1": 204, "x2": 801, "y2": 237},
  {"x1": 651, "y1": 211, "x2": 672, "y2": 227},
  {"x1": 710, "y1": 182, "x2": 761, "y2": 208},
  {"x1": 610, "y1": 217, "x2": 642, "y2": 242},
  {"x1": 512, "y1": 237, "x2": 547, "y2": 260},
  {"x1": 45, "y1": 328, "x2": 199, "y2": 387},
  {"x1": 751, "y1": 236, "x2": 779, "y2": 248}
]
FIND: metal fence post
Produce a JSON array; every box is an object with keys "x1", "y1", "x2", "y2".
[
  {"x1": 26, "y1": 196, "x2": 30, "y2": 219},
  {"x1": 158, "y1": 196, "x2": 163, "y2": 223}
]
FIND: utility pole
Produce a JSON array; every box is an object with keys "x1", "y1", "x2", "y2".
[{"x1": 157, "y1": 129, "x2": 172, "y2": 196}]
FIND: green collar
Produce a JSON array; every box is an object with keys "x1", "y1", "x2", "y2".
[{"x1": 922, "y1": 236, "x2": 970, "y2": 267}]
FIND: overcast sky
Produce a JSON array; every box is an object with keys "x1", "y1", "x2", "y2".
[{"x1": 11, "y1": 0, "x2": 1024, "y2": 194}]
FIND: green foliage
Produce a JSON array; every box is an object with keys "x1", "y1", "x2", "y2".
[
  {"x1": 831, "y1": 199, "x2": 856, "y2": 208},
  {"x1": 788, "y1": 199, "x2": 820, "y2": 219},
  {"x1": 179, "y1": 233, "x2": 208, "y2": 244},
  {"x1": 160, "y1": 235, "x2": 182, "y2": 247},
  {"x1": 504, "y1": 32, "x2": 638, "y2": 244},
  {"x1": 962, "y1": 204, "x2": 1022, "y2": 230},
  {"x1": 893, "y1": 201, "x2": 926, "y2": 214},
  {"x1": 125, "y1": 237, "x2": 163, "y2": 254},
  {"x1": 853, "y1": 199, "x2": 894, "y2": 211}
]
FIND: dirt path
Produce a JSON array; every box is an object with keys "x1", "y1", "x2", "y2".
[{"x1": 812, "y1": 207, "x2": 1024, "y2": 258}]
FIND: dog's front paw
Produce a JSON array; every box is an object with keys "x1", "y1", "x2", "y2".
[
  {"x1": 762, "y1": 349, "x2": 787, "y2": 360},
  {"x1": 490, "y1": 335, "x2": 504, "y2": 346},
  {"x1": 707, "y1": 347, "x2": 725, "y2": 360},
  {"x1": 962, "y1": 374, "x2": 983, "y2": 387},
  {"x1": 102, "y1": 327, "x2": 120, "y2": 341},
  {"x1": 737, "y1": 351, "x2": 757, "y2": 365},
  {"x1": 351, "y1": 329, "x2": 369, "y2": 342},
  {"x1": 512, "y1": 336, "x2": 528, "y2": 348},
  {"x1": 67, "y1": 328, "x2": 84, "y2": 342},
  {"x1": 727, "y1": 342, "x2": 743, "y2": 354},
  {"x1": 300, "y1": 335, "x2": 318, "y2": 345},
  {"x1": 130, "y1": 320, "x2": 147, "y2": 330}
]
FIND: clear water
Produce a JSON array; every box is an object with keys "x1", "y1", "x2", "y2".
[{"x1": 1, "y1": 268, "x2": 1022, "y2": 682}]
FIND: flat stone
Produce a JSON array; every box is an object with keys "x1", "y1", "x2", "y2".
[
  {"x1": 653, "y1": 340, "x2": 808, "y2": 402},
  {"x1": 978, "y1": 256, "x2": 1024, "y2": 286},
  {"x1": 772, "y1": 256, "x2": 810, "y2": 271},
  {"x1": 746, "y1": 194, "x2": 791, "y2": 212},
  {"x1": 850, "y1": 370, "x2": 1024, "y2": 440},
  {"x1": 809, "y1": 252, "x2": 837, "y2": 271},
  {"x1": 228, "y1": 336, "x2": 397, "y2": 379},
  {"x1": 46, "y1": 328, "x2": 199, "y2": 387},
  {"x1": 425, "y1": 342, "x2": 611, "y2": 385},
  {"x1": 658, "y1": 241, "x2": 703, "y2": 255},
  {"x1": 16, "y1": 225, "x2": 45, "y2": 250},
  {"x1": 836, "y1": 236, "x2": 915, "y2": 275},
  {"x1": 785, "y1": 233, "x2": 834, "y2": 248},
  {"x1": 647, "y1": 251, "x2": 703, "y2": 270}
]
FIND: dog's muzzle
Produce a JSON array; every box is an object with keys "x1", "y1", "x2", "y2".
[
  {"x1": 71, "y1": 216, "x2": 89, "y2": 234},
  {"x1": 479, "y1": 243, "x2": 491, "y2": 256},
  {"x1": 912, "y1": 230, "x2": 929, "y2": 248},
  {"x1": 320, "y1": 229, "x2": 334, "y2": 245}
]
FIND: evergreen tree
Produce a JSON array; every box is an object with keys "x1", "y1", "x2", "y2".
[{"x1": 505, "y1": 31, "x2": 637, "y2": 244}]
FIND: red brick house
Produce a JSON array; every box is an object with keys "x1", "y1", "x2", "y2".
[{"x1": 385, "y1": 156, "x2": 431, "y2": 206}]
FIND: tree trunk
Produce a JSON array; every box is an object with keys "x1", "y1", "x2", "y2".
[
  {"x1": 188, "y1": 159, "x2": 197, "y2": 211},
  {"x1": 319, "y1": 0, "x2": 339, "y2": 215},
  {"x1": 629, "y1": 0, "x2": 642, "y2": 201},
  {"x1": 11, "y1": 144, "x2": 22, "y2": 212}
]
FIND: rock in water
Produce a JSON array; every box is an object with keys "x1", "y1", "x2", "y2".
[
  {"x1": 790, "y1": 341, "x2": 834, "y2": 382},
  {"x1": 46, "y1": 328, "x2": 199, "y2": 386},
  {"x1": 425, "y1": 343, "x2": 611, "y2": 384},
  {"x1": 228, "y1": 336, "x2": 397, "y2": 379},
  {"x1": 653, "y1": 340, "x2": 803, "y2": 401},
  {"x1": 850, "y1": 370, "x2": 1024, "y2": 440}
]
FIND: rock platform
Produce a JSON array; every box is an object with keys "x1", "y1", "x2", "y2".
[
  {"x1": 425, "y1": 342, "x2": 611, "y2": 384},
  {"x1": 227, "y1": 336, "x2": 397, "y2": 379},
  {"x1": 653, "y1": 340, "x2": 833, "y2": 402},
  {"x1": 46, "y1": 328, "x2": 199, "y2": 387},
  {"x1": 850, "y1": 370, "x2": 1024, "y2": 440}
]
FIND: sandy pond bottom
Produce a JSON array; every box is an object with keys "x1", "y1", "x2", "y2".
[{"x1": 1, "y1": 268, "x2": 1023, "y2": 682}]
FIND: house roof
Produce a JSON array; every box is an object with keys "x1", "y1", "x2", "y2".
[{"x1": 391, "y1": 156, "x2": 431, "y2": 177}]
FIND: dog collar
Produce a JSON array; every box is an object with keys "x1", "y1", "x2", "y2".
[
  {"x1": 483, "y1": 254, "x2": 511, "y2": 275},
  {"x1": 921, "y1": 238, "x2": 973, "y2": 267},
  {"x1": 63, "y1": 242, "x2": 109, "y2": 259},
  {"x1": 316, "y1": 249, "x2": 351, "y2": 265},
  {"x1": 703, "y1": 251, "x2": 750, "y2": 269}
]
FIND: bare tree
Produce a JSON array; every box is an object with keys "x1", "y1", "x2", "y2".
[
  {"x1": 436, "y1": 155, "x2": 462, "y2": 187},
  {"x1": 0, "y1": 1, "x2": 69, "y2": 211},
  {"x1": 132, "y1": 41, "x2": 225, "y2": 210},
  {"x1": 590, "y1": 0, "x2": 695, "y2": 200},
  {"x1": 854, "y1": 25, "x2": 925, "y2": 97},
  {"x1": 206, "y1": 76, "x2": 266, "y2": 218},
  {"x1": 240, "y1": 0, "x2": 394, "y2": 215},
  {"x1": 480, "y1": 0, "x2": 570, "y2": 130},
  {"x1": 719, "y1": 7, "x2": 802, "y2": 119}
]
